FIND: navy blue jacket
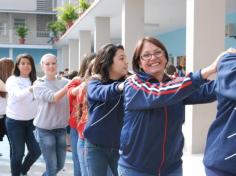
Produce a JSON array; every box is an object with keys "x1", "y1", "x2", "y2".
[
  {"x1": 204, "y1": 53, "x2": 236, "y2": 175},
  {"x1": 119, "y1": 71, "x2": 216, "y2": 175},
  {"x1": 84, "y1": 78, "x2": 124, "y2": 148}
]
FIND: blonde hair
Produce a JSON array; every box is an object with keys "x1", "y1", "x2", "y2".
[{"x1": 40, "y1": 53, "x2": 57, "y2": 66}]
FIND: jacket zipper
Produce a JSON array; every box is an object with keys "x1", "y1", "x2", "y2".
[{"x1": 158, "y1": 106, "x2": 168, "y2": 176}]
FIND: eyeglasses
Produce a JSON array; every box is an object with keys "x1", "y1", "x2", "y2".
[{"x1": 140, "y1": 50, "x2": 164, "y2": 61}]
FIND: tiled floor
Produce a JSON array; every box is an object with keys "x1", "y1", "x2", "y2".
[{"x1": 0, "y1": 136, "x2": 206, "y2": 176}]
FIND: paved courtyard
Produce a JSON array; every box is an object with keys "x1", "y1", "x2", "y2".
[
  {"x1": 0, "y1": 136, "x2": 206, "y2": 176},
  {"x1": 0, "y1": 136, "x2": 73, "y2": 176}
]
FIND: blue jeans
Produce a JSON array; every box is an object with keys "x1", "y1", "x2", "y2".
[
  {"x1": 118, "y1": 165, "x2": 183, "y2": 176},
  {"x1": 77, "y1": 138, "x2": 88, "y2": 176},
  {"x1": 36, "y1": 127, "x2": 66, "y2": 176},
  {"x1": 78, "y1": 138, "x2": 113, "y2": 176},
  {"x1": 85, "y1": 139, "x2": 119, "y2": 176},
  {"x1": 5, "y1": 117, "x2": 41, "y2": 176},
  {"x1": 70, "y1": 128, "x2": 81, "y2": 176}
]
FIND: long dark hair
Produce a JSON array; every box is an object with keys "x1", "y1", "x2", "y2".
[
  {"x1": 0, "y1": 58, "x2": 14, "y2": 83},
  {"x1": 76, "y1": 58, "x2": 95, "y2": 123},
  {"x1": 0, "y1": 58, "x2": 14, "y2": 98},
  {"x1": 132, "y1": 37, "x2": 169, "y2": 73},
  {"x1": 93, "y1": 43, "x2": 124, "y2": 83},
  {"x1": 78, "y1": 53, "x2": 96, "y2": 78},
  {"x1": 13, "y1": 53, "x2": 37, "y2": 84}
]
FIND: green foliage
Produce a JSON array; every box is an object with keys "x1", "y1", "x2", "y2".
[
  {"x1": 55, "y1": 21, "x2": 67, "y2": 34},
  {"x1": 78, "y1": 0, "x2": 90, "y2": 13},
  {"x1": 47, "y1": 20, "x2": 66, "y2": 36},
  {"x1": 56, "y1": 3, "x2": 79, "y2": 23},
  {"x1": 15, "y1": 25, "x2": 28, "y2": 38},
  {"x1": 47, "y1": 21, "x2": 57, "y2": 34}
]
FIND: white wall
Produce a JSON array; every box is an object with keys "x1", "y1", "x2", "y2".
[{"x1": 0, "y1": 0, "x2": 36, "y2": 11}]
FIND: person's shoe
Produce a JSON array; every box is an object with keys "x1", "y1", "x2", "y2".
[
  {"x1": 66, "y1": 145, "x2": 72, "y2": 152},
  {"x1": 0, "y1": 153, "x2": 2, "y2": 157}
]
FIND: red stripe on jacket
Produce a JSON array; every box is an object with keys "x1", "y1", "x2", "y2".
[{"x1": 129, "y1": 80, "x2": 192, "y2": 95}]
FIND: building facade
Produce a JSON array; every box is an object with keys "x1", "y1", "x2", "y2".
[{"x1": 0, "y1": 0, "x2": 59, "y2": 75}]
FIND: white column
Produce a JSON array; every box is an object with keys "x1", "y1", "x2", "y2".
[
  {"x1": 68, "y1": 39, "x2": 79, "y2": 72},
  {"x1": 121, "y1": 0, "x2": 144, "y2": 65},
  {"x1": 9, "y1": 48, "x2": 13, "y2": 59},
  {"x1": 56, "y1": 48, "x2": 63, "y2": 71},
  {"x1": 79, "y1": 30, "x2": 92, "y2": 66},
  {"x1": 94, "y1": 17, "x2": 110, "y2": 52},
  {"x1": 8, "y1": 13, "x2": 13, "y2": 43},
  {"x1": 184, "y1": 0, "x2": 225, "y2": 154},
  {"x1": 60, "y1": 45, "x2": 69, "y2": 71}
]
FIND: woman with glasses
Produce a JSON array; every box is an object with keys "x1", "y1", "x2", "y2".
[
  {"x1": 118, "y1": 37, "x2": 221, "y2": 176},
  {"x1": 5, "y1": 53, "x2": 41, "y2": 176}
]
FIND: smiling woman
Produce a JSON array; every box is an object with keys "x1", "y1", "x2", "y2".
[
  {"x1": 118, "y1": 36, "x2": 223, "y2": 176},
  {"x1": 137, "y1": 38, "x2": 168, "y2": 81},
  {"x1": 33, "y1": 53, "x2": 70, "y2": 176},
  {"x1": 84, "y1": 43, "x2": 128, "y2": 176},
  {"x1": 5, "y1": 53, "x2": 41, "y2": 176}
]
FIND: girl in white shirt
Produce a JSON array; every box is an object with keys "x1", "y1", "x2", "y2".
[{"x1": 5, "y1": 53, "x2": 41, "y2": 176}]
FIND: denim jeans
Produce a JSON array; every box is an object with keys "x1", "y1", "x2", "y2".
[
  {"x1": 85, "y1": 139, "x2": 119, "y2": 176},
  {"x1": 70, "y1": 127, "x2": 81, "y2": 176},
  {"x1": 5, "y1": 117, "x2": 41, "y2": 176},
  {"x1": 36, "y1": 127, "x2": 66, "y2": 176},
  {"x1": 118, "y1": 165, "x2": 183, "y2": 176},
  {"x1": 77, "y1": 137, "x2": 88, "y2": 176}
]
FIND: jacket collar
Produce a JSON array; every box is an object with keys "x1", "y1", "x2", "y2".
[{"x1": 137, "y1": 71, "x2": 171, "y2": 83}]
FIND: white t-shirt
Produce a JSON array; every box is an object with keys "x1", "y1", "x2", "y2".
[{"x1": 6, "y1": 75, "x2": 37, "y2": 121}]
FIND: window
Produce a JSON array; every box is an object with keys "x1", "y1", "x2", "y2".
[
  {"x1": 14, "y1": 18, "x2": 25, "y2": 28},
  {"x1": 0, "y1": 23, "x2": 7, "y2": 36},
  {"x1": 37, "y1": 0, "x2": 53, "y2": 11},
  {"x1": 36, "y1": 15, "x2": 53, "y2": 37}
]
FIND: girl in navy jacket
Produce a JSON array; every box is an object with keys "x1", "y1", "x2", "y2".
[
  {"x1": 118, "y1": 37, "x2": 220, "y2": 176},
  {"x1": 204, "y1": 50, "x2": 236, "y2": 176},
  {"x1": 84, "y1": 44, "x2": 128, "y2": 176}
]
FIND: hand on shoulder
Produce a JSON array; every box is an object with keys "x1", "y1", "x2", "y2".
[{"x1": 91, "y1": 74, "x2": 102, "y2": 80}]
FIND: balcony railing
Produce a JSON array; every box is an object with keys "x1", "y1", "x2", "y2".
[{"x1": 0, "y1": 29, "x2": 52, "y2": 45}]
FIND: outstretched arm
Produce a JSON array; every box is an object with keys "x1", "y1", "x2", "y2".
[{"x1": 216, "y1": 49, "x2": 236, "y2": 100}]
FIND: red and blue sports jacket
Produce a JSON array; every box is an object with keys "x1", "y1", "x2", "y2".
[
  {"x1": 204, "y1": 53, "x2": 236, "y2": 175},
  {"x1": 119, "y1": 70, "x2": 216, "y2": 175}
]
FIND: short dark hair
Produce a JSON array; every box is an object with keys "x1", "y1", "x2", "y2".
[
  {"x1": 68, "y1": 70, "x2": 79, "y2": 80},
  {"x1": 132, "y1": 37, "x2": 169, "y2": 73},
  {"x1": 13, "y1": 53, "x2": 37, "y2": 84},
  {"x1": 166, "y1": 64, "x2": 177, "y2": 75},
  {"x1": 93, "y1": 43, "x2": 124, "y2": 82}
]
